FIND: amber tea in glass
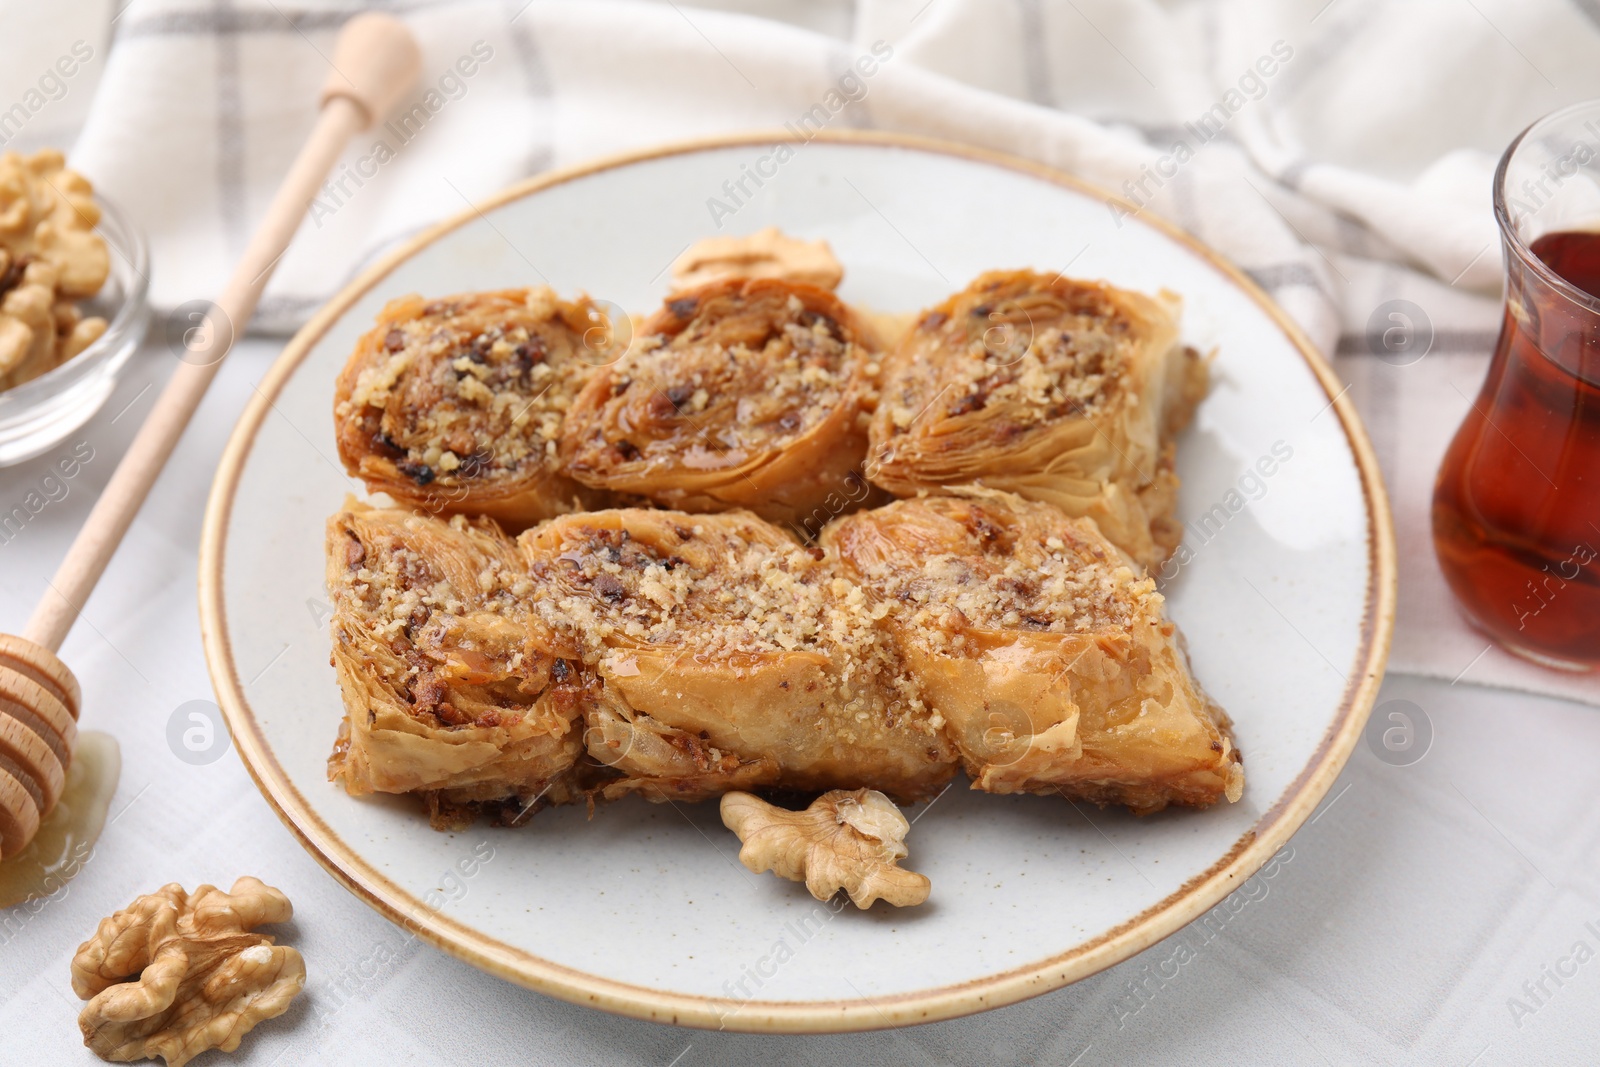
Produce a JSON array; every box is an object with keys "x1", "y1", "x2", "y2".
[{"x1": 1433, "y1": 102, "x2": 1600, "y2": 670}]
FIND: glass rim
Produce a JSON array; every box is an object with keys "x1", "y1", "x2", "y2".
[{"x1": 1493, "y1": 99, "x2": 1600, "y2": 317}]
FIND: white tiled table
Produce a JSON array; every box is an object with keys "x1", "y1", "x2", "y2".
[{"x1": 1, "y1": 337, "x2": 1593, "y2": 1066}]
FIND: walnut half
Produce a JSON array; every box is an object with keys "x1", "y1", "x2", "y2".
[
  {"x1": 720, "y1": 789, "x2": 931, "y2": 908},
  {"x1": 71, "y1": 877, "x2": 306, "y2": 1067}
]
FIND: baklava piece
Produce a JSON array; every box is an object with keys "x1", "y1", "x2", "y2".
[
  {"x1": 825, "y1": 492, "x2": 1242, "y2": 813},
  {"x1": 325, "y1": 501, "x2": 584, "y2": 826},
  {"x1": 334, "y1": 289, "x2": 618, "y2": 529},
  {"x1": 868, "y1": 270, "x2": 1207, "y2": 570},
  {"x1": 560, "y1": 278, "x2": 884, "y2": 534},
  {"x1": 519, "y1": 508, "x2": 956, "y2": 802}
]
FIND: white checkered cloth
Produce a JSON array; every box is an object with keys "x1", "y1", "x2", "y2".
[{"x1": 21, "y1": 0, "x2": 1600, "y2": 703}]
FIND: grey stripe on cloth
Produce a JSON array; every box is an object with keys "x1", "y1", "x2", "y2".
[
  {"x1": 117, "y1": 0, "x2": 438, "y2": 40},
  {"x1": 506, "y1": 0, "x2": 556, "y2": 177},
  {"x1": 1136, "y1": 123, "x2": 1188, "y2": 144},
  {"x1": 1341, "y1": 351, "x2": 1401, "y2": 478},
  {"x1": 1568, "y1": 0, "x2": 1600, "y2": 34},
  {"x1": 1126, "y1": 121, "x2": 1241, "y2": 151},
  {"x1": 1016, "y1": 0, "x2": 1053, "y2": 107},
  {"x1": 215, "y1": 0, "x2": 248, "y2": 253},
  {"x1": 1334, "y1": 329, "x2": 1500, "y2": 356},
  {"x1": 1246, "y1": 262, "x2": 1326, "y2": 293},
  {"x1": 120, "y1": 8, "x2": 350, "y2": 37},
  {"x1": 252, "y1": 292, "x2": 334, "y2": 328}
]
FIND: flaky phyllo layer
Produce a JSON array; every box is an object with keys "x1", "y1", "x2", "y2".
[
  {"x1": 868, "y1": 270, "x2": 1208, "y2": 570},
  {"x1": 825, "y1": 494, "x2": 1242, "y2": 811},
  {"x1": 331, "y1": 269, "x2": 1208, "y2": 566},
  {"x1": 561, "y1": 276, "x2": 885, "y2": 529},
  {"x1": 325, "y1": 494, "x2": 1241, "y2": 827},
  {"x1": 334, "y1": 288, "x2": 619, "y2": 529},
  {"x1": 325, "y1": 505, "x2": 586, "y2": 828}
]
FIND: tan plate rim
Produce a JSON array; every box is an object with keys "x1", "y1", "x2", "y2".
[{"x1": 197, "y1": 129, "x2": 1397, "y2": 1034}]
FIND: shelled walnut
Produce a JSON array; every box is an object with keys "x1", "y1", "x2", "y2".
[
  {"x1": 71, "y1": 877, "x2": 305, "y2": 1067},
  {"x1": 0, "y1": 149, "x2": 110, "y2": 391},
  {"x1": 721, "y1": 789, "x2": 931, "y2": 908}
]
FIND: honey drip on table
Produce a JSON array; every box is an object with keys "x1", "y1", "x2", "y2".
[{"x1": 0, "y1": 732, "x2": 120, "y2": 908}]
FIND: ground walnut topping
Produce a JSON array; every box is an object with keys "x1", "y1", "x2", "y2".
[
  {"x1": 344, "y1": 518, "x2": 526, "y2": 633},
  {"x1": 333, "y1": 511, "x2": 536, "y2": 726},
  {"x1": 326, "y1": 493, "x2": 1240, "y2": 829},
  {"x1": 337, "y1": 288, "x2": 610, "y2": 488},
  {"x1": 522, "y1": 509, "x2": 930, "y2": 725},
  {"x1": 880, "y1": 273, "x2": 1133, "y2": 433},
  {"x1": 832, "y1": 494, "x2": 1160, "y2": 639},
  {"x1": 555, "y1": 276, "x2": 881, "y2": 528},
  {"x1": 580, "y1": 281, "x2": 861, "y2": 465},
  {"x1": 528, "y1": 518, "x2": 884, "y2": 660},
  {"x1": 631, "y1": 322, "x2": 846, "y2": 453}
]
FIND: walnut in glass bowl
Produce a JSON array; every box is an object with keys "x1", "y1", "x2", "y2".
[{"x1": 0, "y1": 149, "x2": 148, "y2": 465}]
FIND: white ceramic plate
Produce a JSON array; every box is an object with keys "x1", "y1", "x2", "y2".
[{"x1": 200, "y1": 132, "x2": 1394, "y2": 1032}]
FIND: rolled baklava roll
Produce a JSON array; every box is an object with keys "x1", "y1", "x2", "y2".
[
  {"x1": 824, "y1": 492, "x2": 1242, "y2": 813},
  {"x1": 325, "y1": 501, "x2": 585, "y2": 827},
  {"x1": 519, "y1": 508, "x2": 957, "y2": 802},
  {"x1": 867, "y1": 271, "x2": 1208, "y2": 570},
  {"x1": 334, "y1": 289, "x2": 618, "y2": 529},
  {"x1": 560, "y1": 278, "x2": 883, "y2": 533}
]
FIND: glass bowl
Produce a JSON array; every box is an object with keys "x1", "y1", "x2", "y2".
[{"x1": 0, "y1": 196, "x2": 150, "y2": 466}]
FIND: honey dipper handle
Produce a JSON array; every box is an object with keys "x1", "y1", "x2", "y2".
[{"x1": 24, "y1": 14, "x2": 421, "y2": 652}]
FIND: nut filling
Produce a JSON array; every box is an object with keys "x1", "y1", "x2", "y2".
[
  {"x1": 826, "y1": 492, "x2": 1244, "y2": 810},
  {"x1": 868, "y1": 269, "x2": 1208, "y2": 570},
  {"x1": 334, "y1": 288, "x2": 618, "y2": 528},
  {"x1": 561, "y1": 277, "x2": 882, "y2": 527},
  {"x1": 325, "y1": 503, "x2": 584, "y2": 829}
]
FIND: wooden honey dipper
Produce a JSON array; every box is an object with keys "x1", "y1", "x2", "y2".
[{"x1": 0, "y1": 13, "x2": 421, "y2": 859}]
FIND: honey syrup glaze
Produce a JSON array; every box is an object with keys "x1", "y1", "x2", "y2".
[
  {"x1": 0, "y1": 731, "x2": 119, "y2": 909},
  {"x1": 1433, "y1": 231, "x2": 1600, "y2": 669}
]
